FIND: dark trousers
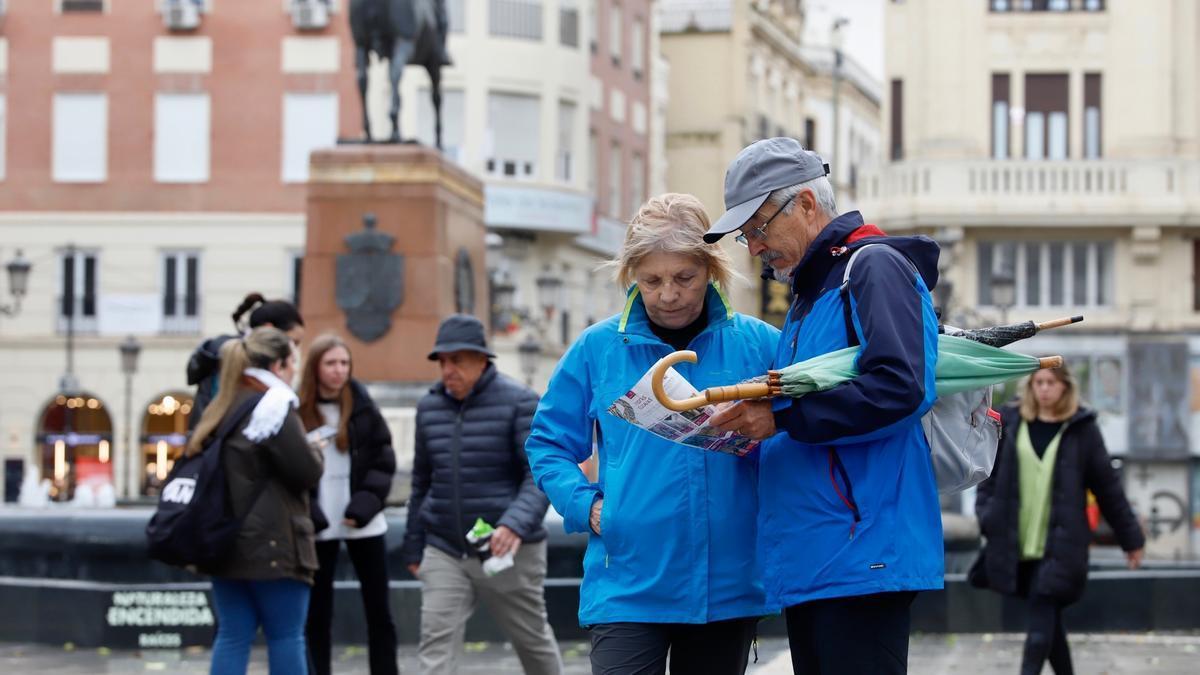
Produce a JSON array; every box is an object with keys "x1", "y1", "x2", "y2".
[
  {"x1": 1018, "y1": 561, "x2": 1073, "y2": 675},
  {"x1": 588, "y1": 617, "x2": 757, "y2": 675},
  {"x1": 785, "y1": 592, "x2": 916, "y2": 675},
  {"x1": 305, "y1": 535, "x2": 398, "y2": 675}
]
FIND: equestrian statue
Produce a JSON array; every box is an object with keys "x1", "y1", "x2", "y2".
[{"x1": 349, "y1": 0, "x2": 450, "y2": 147}]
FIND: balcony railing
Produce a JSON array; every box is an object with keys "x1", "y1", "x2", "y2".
[{"x1": 857, "y1": 159, "x2": 1196, "y2": 226}]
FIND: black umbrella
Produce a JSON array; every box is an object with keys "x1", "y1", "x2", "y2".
[{"x1": 945, "y1": 315, "x2": 1083, "y2": 348}]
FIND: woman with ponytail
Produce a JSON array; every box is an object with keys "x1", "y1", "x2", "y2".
[
  {"x1": 187, "y1": 293, "x2": 306, "y2": 429},
  {"x1": 192, "y1": 326, "x2": 323, "y2": 675}
]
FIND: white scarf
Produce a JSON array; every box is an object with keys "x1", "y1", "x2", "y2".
[{"x1": 242, "y1": 368, "x2": 299, "y2": 443}]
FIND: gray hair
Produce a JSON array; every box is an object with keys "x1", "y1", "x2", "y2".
[{"x1": 766, "y1": 175, "x2": 838, "y2": 219}]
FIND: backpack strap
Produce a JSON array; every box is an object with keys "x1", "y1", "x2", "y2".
[{"x1": 839, "y1": 243, "x2": 920, "y2": 347}]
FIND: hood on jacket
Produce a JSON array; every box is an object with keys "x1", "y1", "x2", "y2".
[{"x1": 787, "y1": 211, "x2": 940, "y2": 298}]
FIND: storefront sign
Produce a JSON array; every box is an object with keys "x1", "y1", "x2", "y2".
[{"x1": 484, "y1": 185, "x2": 592, "y2": 234}]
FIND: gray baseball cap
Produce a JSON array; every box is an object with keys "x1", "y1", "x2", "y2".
[{"x1": 704, "y1": 137, "x2": 830, "y2": 243}]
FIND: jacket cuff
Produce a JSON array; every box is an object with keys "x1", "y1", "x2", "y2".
[
  {"x1": 344, "y1": 492, "x2": 383, "y2": 527},
  {"x1": 564, "y1": 487, "x2": 603, "y2": 535}
]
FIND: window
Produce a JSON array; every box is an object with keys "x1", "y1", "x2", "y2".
[
  {"x1": 487, "y1": 93, "x2": 540, "y2": 179},
  {"x1": 804, "y1": 117, "x2": 816, "y2": 151},
  {"x1": 1085, "y1": 73, "x2": 1102, "y2": 159},
  {"x1": 416, "y1": 88, "x2": 465, "y2": 164},
  {"x1": 629, "y1": 151, "x2": 644, "y2": 216},
  {"x1": 992, "y1": 73, "x2": 1010, "y2": 159},
  {"x1": 610, "y1": 3, "x2": 622, "y2": 67},
  {"x1": 447, "y1": 0, "x2": 466, "y2": 32},
  {"x1": 609, "y1": 140, "x2": 622, "y2": 217},
  {"x1": 490, "y1": 0, "x2": 543, "y2": 40},
  {"x1": 290, "y1": 252, "x2": 304, "y2": 308},
  {"x1": 1024, "y1": 74, "x2": 1068, "y2": 160},
  {"x1": 61, "y1": 0, "x2": 104, "y2": 11},
  {"x1": 53, "y1": 93, "x2": 107, "y2": 183},
  {"x1": 631, "y1": 17, "x2": 645, "y2": 80},
  {"x1": 1083, "y1": 0, "x2": 1104, "y2": 10},
  {"x1": 161, "y1": 251, "x2": 200, "y2": 334},
  {"x1": 59, "y1": 249, "x2": 98, "y2": 334},
  {"x1": 556, "y1": 100, "x2": 576, "y2": 183},
  {"x1": 890, "y1": 79, "x2": 903, "y2": 161},
  {"x1": 282, "y1": 93, "x2": 338, "y2": 183},
  {"x1": 978, "y1": 241, "x2": 1113, "y2": 308},
  {"x1": 155, "y1": 93, "x2": 210, "y2": 183},
  {"x1": 560, "y1": 0, "x2": 579, "y2": 47}
]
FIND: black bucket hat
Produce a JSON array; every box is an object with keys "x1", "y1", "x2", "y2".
[{"x1": 427, "y1": 314, "x2": 496, "y2": 360}]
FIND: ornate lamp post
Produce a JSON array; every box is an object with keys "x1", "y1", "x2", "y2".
[
  {"x1": 1, "y1": 249, "x2": 32, "y2": 317},
  {"x1": 517, "y1": 334, "x2": 542, "y2": 388},
  {"x1": 119, "y1": 336, "x2": 142, "y2": 499},
  {"x1": 991, "y1": 272, "x2": 1016, "y2": 325}
]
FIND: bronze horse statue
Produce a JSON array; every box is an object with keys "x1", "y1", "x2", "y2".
[{"x1": 349, "y1": 0, "x2": 448, "y2": 147}]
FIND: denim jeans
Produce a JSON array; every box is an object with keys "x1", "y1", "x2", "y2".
[{"x1": 210, "y1": 577, "x2": 311, "y2": 675}]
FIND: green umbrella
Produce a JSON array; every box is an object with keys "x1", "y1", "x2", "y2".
[{"x1": 651, "y1": 334, "x2": 1062, "y2": 413}]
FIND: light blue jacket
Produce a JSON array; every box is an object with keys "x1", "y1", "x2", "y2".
[{"x1": 526, "y1": 284, "x2": 780, "y2": 625}]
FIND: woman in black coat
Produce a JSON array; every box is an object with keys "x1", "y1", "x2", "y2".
[
  {"x1": 972, "y1": 364, "x2": 1144, "y2": 675},
  {"x1": 298, "y1": 334, "x2": 398, "y2": 675}
]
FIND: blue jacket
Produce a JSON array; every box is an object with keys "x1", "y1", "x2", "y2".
[
  {"x1": 758, "y1": 211, "x2": 945, "y2": 609},
  {"x1": 526, "y1": 284, "x2": 780, "y2": 625}
]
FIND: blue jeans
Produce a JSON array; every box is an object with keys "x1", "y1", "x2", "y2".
[{"x1": 210, "y1": 577, "x2": 311, "y2": 675}]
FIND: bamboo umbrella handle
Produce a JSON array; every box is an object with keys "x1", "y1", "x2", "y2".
[
  {"x1": 1038, "y1": 356, "x2": 1064, "y2": 370},
  {"x1": 651, "y1": 351, "x2": 777, "y2": 412},
  {"x1": 650, "y1": 351, "x2": 708, "y2": 412},
  {"x1": 1035, "y1": 316, "x2": 1084, "y2": 331}
]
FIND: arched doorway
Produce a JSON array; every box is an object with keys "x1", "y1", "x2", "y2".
[
  {"x1": 36, "y1": 393, "x2": 115, "y2": 502},
  {"x1": 141, "y1": 392, "x2": 194, "y2": 497}
]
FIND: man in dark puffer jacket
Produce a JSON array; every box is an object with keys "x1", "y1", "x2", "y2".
[{"x1": 403, "y1": 315, "x2": 562, "y2": 675}]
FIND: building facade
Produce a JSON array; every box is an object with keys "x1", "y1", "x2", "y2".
[
  {"x1": 0, "y1": 0, "x2": 359, "y2": 502},
  {"x1": 861, "y1": 0, "x2": 1200, "y2": 558}
]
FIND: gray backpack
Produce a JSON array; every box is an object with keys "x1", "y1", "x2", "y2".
[{"x1": 842, "y1": 245, "x2": 1000, "y2": 495}]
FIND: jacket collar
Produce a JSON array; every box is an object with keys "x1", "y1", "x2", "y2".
[
  {"x1": 617, "y1": 282, "x2": 734, "y2": 336},
  {"x1": 788, "y1": 210, "x2": 880, "y2": 296}
]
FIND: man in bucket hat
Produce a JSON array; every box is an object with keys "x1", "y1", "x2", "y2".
[
  {"x1": 709, "y1": 138, "x2": 944, "y2": 674},
  {"x1": 404, "y1": 315, "x2": 563, "y2": 674}
]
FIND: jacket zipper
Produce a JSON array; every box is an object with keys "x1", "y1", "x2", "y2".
[{"x1": 452, "y1": 408, "x2": 467, "y2": 559}]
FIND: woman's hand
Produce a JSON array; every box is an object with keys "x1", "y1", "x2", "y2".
[
  {"x1": 1126, "y1": 548, "x2": 1144, "y2": 570},
  {"x1": 590, "y1": 498, "x2": 604, "y2": 535},
  {"x1": 709, "y1": 400, "x2": 777, "y2": 440}
]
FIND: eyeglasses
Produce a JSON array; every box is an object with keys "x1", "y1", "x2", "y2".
[{"x1": 735, "y1": 196, "x2": 794, "y2": 247}]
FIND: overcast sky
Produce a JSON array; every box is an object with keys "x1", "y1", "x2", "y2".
[{"x1": 802, "y1": 0, "x2": 885, "y2": 83}]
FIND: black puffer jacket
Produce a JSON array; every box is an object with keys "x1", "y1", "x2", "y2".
[
  {"x1": 402, "y1": 365, "x2": 549, "y2": 564},
  {"x1": 310, "y1": 380, "x2": 397, "y2": 530},
  {"x1": 972, "y1": 405, "x2": 1144, "y2": 604},
  {"x1": 185, "y1": 334, "x2": 237, "y2": 430}
]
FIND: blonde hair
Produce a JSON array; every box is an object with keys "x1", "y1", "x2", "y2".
[
  {"x1": 187, "y1": 326, "x2": 294, "y2": 455},
  {"x1": 1019, "y1": 363, "x2": 1080, "y2": 422},
  {"x1": 606, "y1": 193, "x2": 742, "y2": 291}
]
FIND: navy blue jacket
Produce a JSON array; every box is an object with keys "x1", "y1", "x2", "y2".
[
  {"x1": 757, "y1": 211, "x2": 946, "y2": 608},
  {"x1": 403, "y1": 365, "x2": 549, "y2": 564}
]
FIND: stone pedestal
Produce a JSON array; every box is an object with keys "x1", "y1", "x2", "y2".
[{"x1": 301, "y1": 145, "x2": 487, "y2": 386}]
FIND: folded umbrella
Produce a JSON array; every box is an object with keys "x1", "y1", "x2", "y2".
[{"x1": 651, "y1": 334, "x2": 1063, "y2": 413}]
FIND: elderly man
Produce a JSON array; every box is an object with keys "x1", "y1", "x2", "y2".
[
  {"x1": 403, "y1": 314, "x2": 562, "y2": 675},
  {"x1": 708, "y1": 138, "x2": 943, "y2": 675}
]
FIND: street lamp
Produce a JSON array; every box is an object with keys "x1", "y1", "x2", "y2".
[
  {"x1": 119, "y1": 336, "x2": 141, "y2": 499},
  {"x1": 535, "y1": 268, "x2": 563, "y2": 321},
  {"x1": 991, "y1": 272, "x2": 1016, "y2": 325},
  {"x1": 491, "y1": 275, "x2": 516, "y2": 331},
  {"x1": 1, "y1": 249, "x2": 32, "y2": 317},
  {"x1": 517, "y1": 334, "x2": 542, "y2": 387}
]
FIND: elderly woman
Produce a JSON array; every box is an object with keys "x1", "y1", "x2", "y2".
[{"x1": 526, "y1": 194, "x2": 780, "y2": 674}]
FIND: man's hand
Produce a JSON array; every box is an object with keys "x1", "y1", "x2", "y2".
[
  {"x1": 489, "y1": 525, "x2": 522, "y2": 557},
  {"x1": 590, "y1": 498, "x2": 603, "y2": 535},
  {"x1": 407, "y1": 563, "x2": 420, "y2": 579},
  {"x1": 709, "y1": 400, "x2": 777, "y2": 440},
  {"x1": 1126, "y1": 548, "x2": 1144, "y2": 570}
]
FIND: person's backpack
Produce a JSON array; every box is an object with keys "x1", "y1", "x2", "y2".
[
  {"x1": 146, "y1": 393, "x2": 266, "y2": 568},
  {"x1": 841, "y1": 244, "x2": 1000, "y2": 495}
]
